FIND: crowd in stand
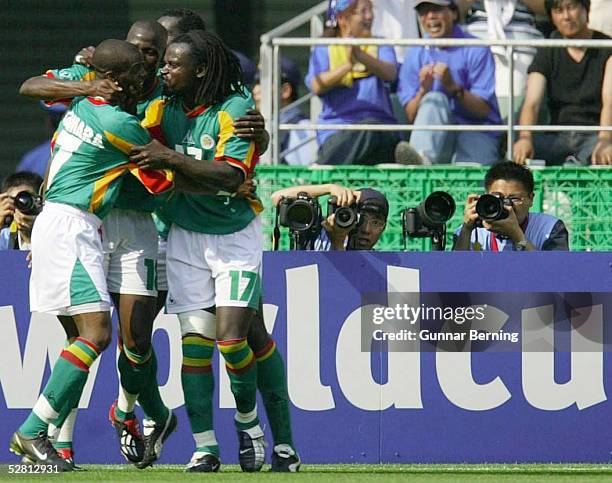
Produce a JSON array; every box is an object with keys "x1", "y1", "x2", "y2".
[{"x1": 272, "y1": 0, "x2": 611, "y2": 167}]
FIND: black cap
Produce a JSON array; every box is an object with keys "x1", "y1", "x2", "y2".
[
  {"x1": 358, "y1": 188, "x2": 389, "y2": 219},
  {"x1": 254, "y1": 57, "x2": 302, "y2": 88}
]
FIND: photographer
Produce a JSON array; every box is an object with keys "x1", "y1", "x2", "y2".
[
  {"x1": 0, "y1": 171, "x2": 43, "y2": 251},
  {"x1": 271, "y1": 184, "x2": 388, "y2": 251},
  {"x1": 452, "y1": 162, "x2": 568, "y2": 251}
]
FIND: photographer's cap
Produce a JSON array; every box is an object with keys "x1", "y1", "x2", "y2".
[
  {"x1": 358, "y1": 188, "x2": 389, "y2": 219},
  {"x1": 413, "y1": 0, "x2": 455, "y2": 7}
]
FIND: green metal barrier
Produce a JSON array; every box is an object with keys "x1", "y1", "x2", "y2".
[{"x1": 257, "y1": 166, "x2": 612, "y2": 251}]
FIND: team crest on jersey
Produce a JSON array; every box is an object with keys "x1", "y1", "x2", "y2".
[{"x1": 200, "y1": 134, "x2": 215, "y2": 150}]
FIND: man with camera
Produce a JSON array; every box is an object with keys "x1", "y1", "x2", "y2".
[
  {"x1": 0, "y1": 171, "x2": 43, "y2": 251},
  {"x1": 271, "y1": 184, "x2": 389, "y2": 251},
  {"x1": 453, "y1": 162, "x2": 569, "y2": 251}
]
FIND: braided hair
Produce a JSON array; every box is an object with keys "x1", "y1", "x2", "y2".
[{"x1": 173, "y1": 30, "x2": 244, "y2": 106}]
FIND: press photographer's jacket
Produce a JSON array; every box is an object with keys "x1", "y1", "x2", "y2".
[{"x1": 453, "y1": 212, "x2": 569, "y2": 251}]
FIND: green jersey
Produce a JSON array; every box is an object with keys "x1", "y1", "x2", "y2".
[
  {"x1": 45, "y1": 96, "x2": 173, "y2": 219},
  {"x1": 46, "y1": 64, "x2": 166, "y2": 212},
  {"x1": 146, "y1": 92, "x2": 263, "y2": 235}
]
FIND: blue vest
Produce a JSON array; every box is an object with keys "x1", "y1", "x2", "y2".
[{"x1": 456, "y1": 212, "x2": 561, "y2": 251}]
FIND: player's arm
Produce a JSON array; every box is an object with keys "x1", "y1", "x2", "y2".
[
  {"x1": 271, "y1": 184, "x2": 360, "y2": 207},
  {"x1": 20, "y1": 66, "x2": 120, "y2": 102},
  {"x1": 20, "y1": 76, "x2": 120, "y2": 101},
  {"x1": 129, "y1": 139, "x2": 244, "y2": 194}
]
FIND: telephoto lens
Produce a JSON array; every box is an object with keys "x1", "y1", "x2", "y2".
[
  {"x1": 420, "y1": 191, "x2": 456, "y2": 228},
  {"x1": 475, "y1": 194, "x2": 511, "y2": 221},
  {"x1": 13, "y1": 191, "x2": 42, "y2": 216}
]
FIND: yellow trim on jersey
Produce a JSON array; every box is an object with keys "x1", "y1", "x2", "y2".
[
  {"x1": 141, "y1": 99, "x2": 165, "y2": 129},
  {"x1": 90, "y1": 165, "x2": 128, "y2": 213},
  {"x1": 246, "y1": 196, "x2": 264, "y2": 215},
  {"x1": 82, "y1": 71, "x2": 96, "y2": 81},
  {"x1": 103, "y1": 130, "x2": 135, "y2": 155},
  {"x1": 215, "y1": 111, "x2": 234, "y2": 160}
]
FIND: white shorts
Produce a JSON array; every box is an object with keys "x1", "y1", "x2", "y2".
[
  {"x1": 30, "y1": 202, "x2": 111, "y2": 316},
  {"x1": 102, "y1": 209, "x2": 158, "y2": 297},
  {"x1": 165, "y1": 217, "x2": 262, "y2": 314},
  {"x1": 156, "y1": 236, "x2": 168, "y2": 291}
]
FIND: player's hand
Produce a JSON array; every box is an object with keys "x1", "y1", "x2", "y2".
[
  {"x1": 322, "y1": 213, "x2": 351, "y2": 251},
  {"x1": 74, "y1": 46, "x2": 95, "y2": 67},
  {"x1": 328, "y1": 184, "x2": 361, "y2": 207},
  {"x1": 418, "y1": 64, "x2": 434, "y2": 93},
  {"x1": 234, "y1": 109, "x2": 269, "y2": 153},
  {"x1": 130, "y1": 139, "x2": 176, "y2": 170},
  {"x1": 236, "y1": 173, "x2": 257, "y2": 198},
  {"x1": 0, "y1": 192, "x2": 15, "y2": 224},
  {"x1": 513, "y1": 138, "x2": 534, "y2": 165},
  {"x1": 433, "y1": 62, "x2": 456, "y2": 93},
  {"x1": 26, "y1": 251, "x2": 32, "y2": 269},
  {"x1": 463, "y1": 193, "x2": 479, "y2": 229},
  {"x1": 591, "y1": 139, "x2": 612, "y2": 165},
  {"x1": 483, "y1": 206, "x2": 523, "y2": 241},
  {"x1": 86, "y1": 79, "x2": 122, "y2": 101}
]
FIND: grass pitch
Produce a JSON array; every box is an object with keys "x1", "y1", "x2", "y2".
[{"x1": 1, "y1": 464, "x2": 611, "y2": 482}]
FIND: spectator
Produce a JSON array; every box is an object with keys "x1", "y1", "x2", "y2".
[
  {"x1": 453, "y1": 161, "x2": 569, "y2": 251},
  {"x1": 461, "y1": 0, "x2": 546, "y2": 101},
  {"x1": 271, "y1": 184, "x2": 388, "y2": 250},
  {"x1": 305, "y1": 0, "x2": 403, "y2": 165},
  {"x1": 513, "y1": 0, "x2": 612, "y2": 165},
  {"x1": 253, "y1": 57, "x2": 318, "y2": 165},
  {"x1": 0, "y1": 171, "x2": 43, "y2": 250},
  {"x1": 397, "y1": 0, "x2": 502, "y2": 165},
  {"x1": 17, "y1": 102, "x2": 67, "y2": 178}
]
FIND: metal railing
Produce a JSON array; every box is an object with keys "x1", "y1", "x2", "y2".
[{"x1": 259, "y1": 2, "x2": 612, "y2": 164}]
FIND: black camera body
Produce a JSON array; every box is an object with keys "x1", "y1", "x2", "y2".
[
  {"x1": 402, "y1": 191, "x2": 456, "y2": 251},
  {"x1": 276, "y1": 192, "x2": 322, "y2": 250},
  {"x1": 14, "y1": 191, "x2": 43, "y2": 216},
  {"x1": 475, "y1": 194, "x2": 513, "y2": 222},
  {"x1": 327, "y1": 197, "x2": 359, "y2": 229}
]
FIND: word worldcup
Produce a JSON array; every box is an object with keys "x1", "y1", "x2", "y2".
[{"x1": 0, "y1": 265, "x2": 607, "y2": 414}]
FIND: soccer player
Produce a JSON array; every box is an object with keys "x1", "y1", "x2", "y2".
[
  {"x1": 131, "y1": 30, "x2": 287, "y2": 473},
  {"x1": 9, "y1": 39, "x2": 174, "y2": 471},
  {"x1": 20, "y1": 21, "x2": 178, "y2": 469}
]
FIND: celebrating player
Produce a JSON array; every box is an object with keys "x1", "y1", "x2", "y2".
[{"x1": 9, "y1": 39, "x2": 174, "y2": 471}]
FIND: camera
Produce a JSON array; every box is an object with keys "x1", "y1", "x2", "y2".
[
  {"x1": 402, "y1": 191, "x2": 456, "y2": 251},
  {"x1": 275, "y1": 192, "x2": 322, "y2": 250},
  {"x1": 14, "y1": 191, "x2": 43, "y2": 216},
  {"x1": 475, "y1": 194, "x2": 513, "y2": 222},
  {"x1": 327, "y1": 197, "x2": 358, "y2": 229}
]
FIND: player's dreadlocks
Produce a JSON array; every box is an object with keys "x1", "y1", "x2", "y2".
[{"x1": 174, "y1": 30, "x2": 244, "y2": 107}]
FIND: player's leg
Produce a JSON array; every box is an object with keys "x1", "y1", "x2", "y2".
[
  {"x1": 211, "y1": 217, "x2": 265, "y2": 472},
  {"x1": 248, "y1": 308, "x2": 300, "y2": 472},
  {"x1": 11, "y1": 312, "x2": 111, "y2": 471},
  {"x1": 164, "y1": 225, "x2": 220, "y2": 472},
  {"x1": 112, "y1": 291, "x2": 171, "y2": 466},
  {"x1": 13, "y1": 202, "x2": 111, "y2": 470},
  {"x1": 104, "y1": 210, "x2": 175, "y2": 467},
  {"x1": 47, "y1": 317, "x2": 80, "y2": 468},
  {"x1": 179, "y1": 309, "x2": 220, "y2": 473}
]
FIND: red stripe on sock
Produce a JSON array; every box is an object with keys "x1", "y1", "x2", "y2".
[
  {"x1": 60, "y1": 350, "x2": 90, "y2": 372},
  {"x1": 217, "y1": 337, "x2": 246, "y2": 347},
  {"x1": 225, "y1": 358, "x2": 255, "y2": 375},
  {"x1": 181, "y1": 365, "x2": 212, "y2": 374},
  {"x1": 254, "y1": 338, "x2": 275, "y2": 359}
]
